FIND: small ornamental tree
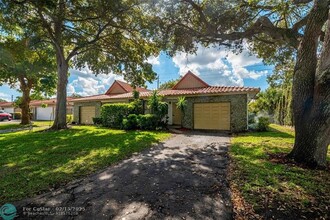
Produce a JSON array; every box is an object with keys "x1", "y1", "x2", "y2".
[
  {"x1": 148, "y1": 91, "x2": 168, "y2": 125},
  {"x1": 176, "y1": 96, "x2": 187, "y2": 127}
]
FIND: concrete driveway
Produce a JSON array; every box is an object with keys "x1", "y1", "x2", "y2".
[
  {"x1": 16, "y1": 132, "x2": 232, "y2": 220},
  {"x1": 0, "y1": 119, "x2": 20, "y2": 124}
]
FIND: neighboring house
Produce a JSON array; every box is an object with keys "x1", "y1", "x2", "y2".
[
  {"x1": 0, "y1": 102, "x2": 18, "y2": 114},
  {"x1": 0, "y1": 98, "x2": 74, "y2": 121},
  {"x1": 72, "y1": 71, "x2": 260, "y2": 132},
  {"x1": 30, "y1": 98, "x2": 74, "y2": 121}
]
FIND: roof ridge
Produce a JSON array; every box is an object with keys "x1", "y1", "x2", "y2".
[{"x1": 172, "y1": 71, "x2": 209, "y2": 89}]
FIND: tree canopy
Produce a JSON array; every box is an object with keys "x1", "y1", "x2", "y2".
[
  {"x1": 0, "y1": 0, "x2": 162, "y2": 128},
  {"x1": 159, "y1": 79, "x2": 180, "y2": 89},
  {"x1": 0, "y1": 37, "x2": 57, "y2": 124}
]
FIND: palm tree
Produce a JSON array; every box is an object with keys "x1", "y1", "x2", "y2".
[{"x1": 176, "y1": 96, "x2": 187, "y2": 127}]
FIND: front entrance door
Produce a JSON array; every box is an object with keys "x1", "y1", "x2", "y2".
[{"x1": 172, "y1": 103, "x2": 182, "y2": 125}]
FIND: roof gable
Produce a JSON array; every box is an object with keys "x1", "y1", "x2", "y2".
[
  {"x1": 105, "y1": 81, "x2": 127, "y2": 95},
  {"x1": 105, "y1": 80, "x2": 149, "y2": 95},
  {"x1": 173, "y1": 71, "x2": 209, "y2": 89}
]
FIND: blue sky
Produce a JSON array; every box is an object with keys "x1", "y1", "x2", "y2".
[{"x1": 0, "y1": 46, "x2": 272, "y2": 101}]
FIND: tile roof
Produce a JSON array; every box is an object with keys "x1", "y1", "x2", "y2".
[
  {"x1": 116, "y1": 80, "x2": 149, "y2": 92},
  {"x1": 72, "y1": 94, "x2": 113, "y2": 102},
  {"x1": 172, "y1": 71, "x2": 209, "y2": 89},
  {"x1": 30, "y1": 97, "x2": 74, "y2": 106},
  {"x1": 72, "y1": 86, "x2": 260, "y2": 102},
  {"x1": 105, "y1": 80, "x2": 149, "y2": 95},
  {"x1": 0, "y1": 102, "x2": 13, "y2": 107},
  {"x1": 0, "y1": 98, "x2": 75, "y2": 107}
]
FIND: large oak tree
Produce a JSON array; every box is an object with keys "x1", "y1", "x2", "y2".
[
  {"x1": 0, "y1": 0, "x2": 159, "y2": 129},
  {"x1": 153, "y1": 0, "x2": 330, "y2": 167}
]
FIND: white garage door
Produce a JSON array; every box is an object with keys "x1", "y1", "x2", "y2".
[
  {"x1": 3, "y1": 108, "x2": 14, "y2": 113},
  {"x1": 36, "y1": 107, "x2": 54, "y2": 120}
]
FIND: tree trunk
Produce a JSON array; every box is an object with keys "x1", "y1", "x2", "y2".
[
  {"x1": 19, "y1": 86, "x2": 31, "y2": 125},
  {"x1": 288, "y1": 2, "x2": 330, "y2": 168},
  {"x1": 18, "y1": 77, "x2": 32, "y2": 125},
  {"x1": 289, "y1": 111, "x2": 330, "y2": 167},
  {"x1": 51, "y1": 54, "x2": 68, "y2": 130}
]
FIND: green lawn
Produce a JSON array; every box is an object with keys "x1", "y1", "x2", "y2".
[
  {"x1": 0, "y1": 121, "x2": 53, "y2": 131},
  {"x1": 0, "y1": 126, "x2": 170, "y2": 203},
  {"x1": 230, "y1": 124, "x2": 330, "y2": 219}
]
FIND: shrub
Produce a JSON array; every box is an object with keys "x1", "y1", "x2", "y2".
[
  {"x1": 138, "y1": 114, "x2": 158, "y2": 130},
  {"x1": 101, "y1": 103, "x2": 133, "y2": 128},
  {"x1": 248, "y1": 113, "x2": 256, "y2": 124},
  {"x1": 147, "y1": 91, "x2": 168, "y2": 127},
  {"x1": 122, "y1": 114, "x2": 139, "y2": 130},
  {"x1": 130, "y1": 99, "x2": 144, "y2": 114},
  {"x1": 66, "y1": 114, "x2": 73, "y2": 124},
  {"x1": 256, "y1": 116, "x2": 270, "y2": 131},
  {"x1": 13, "y1": 112, "x2": 21, "y2": 119},
  {"x1": 92, "y1": 117, "x2": 102, "y2": 125}
]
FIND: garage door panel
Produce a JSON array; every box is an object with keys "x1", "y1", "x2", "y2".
[
  {"x1": 36, "y1": 107, "x2": 54, "y2": 120},
  {"x1": 80, "y1": 106, "x2": 95, "y2": 124},
  {"x1": 3, "y1": 108, "x2": 14, "y2": 114},
  {"x1": 194, "y1": 103, "x2": 230, "y2": 130}
]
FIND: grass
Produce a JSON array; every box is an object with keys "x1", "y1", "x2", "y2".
[
  {"x1": 0, "y1": 121, "x2": 53, "y2": 130},
  {"x1": 0, "y1": 126, "x2": 170, "y2": 203},
  {"x1": 230, "y1": 124, "x2": 330, "y2": 219}
]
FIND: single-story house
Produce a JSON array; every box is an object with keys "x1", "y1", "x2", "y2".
[
  {"x1": 30, "y1": 98, "x2": 74, "y2": 120},
  {"x1": 72, "y1": 71, "x2": 260, "y2": 132},
  {"x1": 0, "y1": 98, "x2": 74, "y2": 120},
  {"x1": 0, "y1": 102, "x2": 19, "y2": 114}
]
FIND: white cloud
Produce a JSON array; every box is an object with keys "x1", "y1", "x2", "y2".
[
  {"x1": 67, "y1": 84, "x2": 75, "y2": 95},
  {"x1": 0, "y1": 92, "x2": 11, "y2": 102},
  {"x1": 147, "y1": 55, "x2": 160, "y2": 66},
  {"x1": 71, "y1": 77, "x2": 106, "y2": 96},
  {"x1": 68, "y1": 67, "x2": 123, "y2": 96},
  {"x1": 172, "y1": 45, "x2": 268, "y2": 86}
]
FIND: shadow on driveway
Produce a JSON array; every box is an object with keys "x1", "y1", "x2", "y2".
[{"x1": 16, "y1": 132, "x2": 232, "y2": 220}]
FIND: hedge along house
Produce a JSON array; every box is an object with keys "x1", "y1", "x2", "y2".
[
  {"x1": 73, "y1": 80, "x2": 150, "y2": 124},
  {"x1": 72, "y1": 71, "x2": 260, "y2": 132}
]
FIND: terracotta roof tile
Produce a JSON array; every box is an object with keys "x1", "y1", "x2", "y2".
[
  {"x1": 71, "y1": 94, "x2": 113, "y2": 102},
  {"x1": 105, "y1": 80, "x2": 150, "y2": 95},
  {"x1": 30, "y1": 98, "x2": 74, "y2": 106},
  {"x1": 0, "y1": 102, "x2": 14, "y2": 107},
  {"x1": 72, "y1": 86, "x2": 260, "y2": 102},
  {"x1": 116, "y1": 80, "x2": 149, "y2": 92},
  {"x1": 0, "y1": 98, "x2": 75, "y2": 107}
]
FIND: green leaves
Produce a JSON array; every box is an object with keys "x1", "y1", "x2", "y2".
[
  {"x1": 176, "y1": 96, "x2": 187, "y2": 114},
  {"x1": 148, "y1": 90, "x2": 168, "y2": 119},
  {"x1": 0, "y1": 38, "x2": 56, "y2": 96}
]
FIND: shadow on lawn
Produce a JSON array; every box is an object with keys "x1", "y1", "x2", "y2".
[
  {"x1": 0, "y1": 127, "x2": 164, "y2": 203},
  {"x1": 14, "y1": 132, "x2": 233, "y2": 220},
  {"x1": 230, "y1": 141, "x2": 330, "y2": 220},
  {"x1": 242, "y1": 128, "x2": 294, "y2": 139}
]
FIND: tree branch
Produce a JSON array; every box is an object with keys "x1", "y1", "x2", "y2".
[
  {"x1": 292, "y1": 15, "x2": 309, "y2": 31},
  {"x1": 210, "y1": 16, "x2": 300, "y2": 48},
  {"x1": 293, "y1": 0, "x2": 313, "y2": 4},
  {"x1": 66, "y1": 22, "x2": 111, "y2": 61}
]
